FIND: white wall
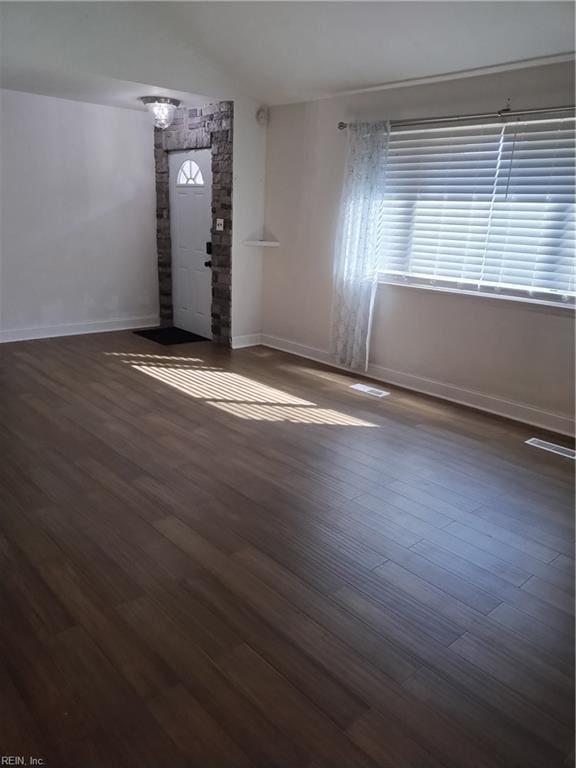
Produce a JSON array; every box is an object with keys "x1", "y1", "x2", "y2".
[
  {"x1": 0, "y1": 89, "x2": 158, "y2": 340},
  {"x1": 231, "y1": 98, "x2": 267, "y2": 346},
  {"x1": 262, "y1": 63, "x2": 575, "y2": 434},
  {"x1": 0, "y1": 3, "x2": 249, "y2": 103}
]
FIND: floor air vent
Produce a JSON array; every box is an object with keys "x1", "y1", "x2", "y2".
[
  {"x1": 525, "y1": 438, "x2": 576, "y2": 459},
  {"x1": 350, "y1": 383, "x2": 390, "y2": 398}
]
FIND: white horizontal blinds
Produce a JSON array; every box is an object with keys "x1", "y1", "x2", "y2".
[
  {"x1": 485, "y1": 118, "x2": 575, "y2": 295},
  {"x1": 378, "y1": 115, "x2": 576, "y2": 304}
]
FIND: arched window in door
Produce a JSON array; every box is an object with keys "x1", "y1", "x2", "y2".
[{"x1": 177, "y1": 159, "x2": 205, "y2": 186}]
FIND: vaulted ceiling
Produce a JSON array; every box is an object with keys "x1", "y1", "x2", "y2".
[
  {"x1": 0, "y1": 2, "x2": 573, "y2": 109},
  {"x1": 165, "y1": 1, "x2": 575, "y2": 104}
]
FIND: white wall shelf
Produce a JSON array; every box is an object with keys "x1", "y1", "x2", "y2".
[{"x1": 243, "y1": 240, "x2": 280, "y2": 248}]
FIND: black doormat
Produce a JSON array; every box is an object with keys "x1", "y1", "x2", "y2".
[{"x1": 133, "y1": 327, "x2": 209, "y2": 346}]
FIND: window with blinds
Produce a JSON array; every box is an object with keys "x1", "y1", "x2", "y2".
[{"x1": 378, "y1": 115, "x2": 575, "y2": 306}]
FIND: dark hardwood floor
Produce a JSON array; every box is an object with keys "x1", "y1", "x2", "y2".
[{"x1": 0, "y1": 331, "x2": 574, "y2": 767}]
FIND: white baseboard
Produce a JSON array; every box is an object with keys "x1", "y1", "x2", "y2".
[
  {"x1": 366, "y1": 363, "x2": 574, "y2": 437},
  {"x1": 0, "y1": 315, "x2": 160, "y2": 344},
  {"x1": 259, "y1": 333, "x2": 574, "y2": 436},
  {"x1": 231, "y1": 333, "x2": 263, "y2": 350},
  {"x1": 260, "y1": 334, "x2": 335, "y2": 365}
]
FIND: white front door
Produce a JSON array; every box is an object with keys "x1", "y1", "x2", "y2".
[{"x1": 169, "y1": 149, "x2": 212, "y2": 338}]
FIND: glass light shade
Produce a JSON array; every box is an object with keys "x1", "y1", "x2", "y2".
[{"x1": 140, "y1": 97, "x2": 181, "y2": 130}]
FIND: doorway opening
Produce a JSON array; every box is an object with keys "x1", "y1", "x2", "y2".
[
  {"x1": 154, "y1": 102, "x2": 233, "y2": 345},
  {"x1": 169, "y1": 149, "x2": 212, "y2": 338}
]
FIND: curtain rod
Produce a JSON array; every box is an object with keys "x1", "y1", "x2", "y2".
[{"x1": 337, "y1": 105, "x2": 575, "y2": 131}]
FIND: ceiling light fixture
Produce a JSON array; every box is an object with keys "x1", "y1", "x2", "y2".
[{"x1": 140, "y1": 96, "x2": 181, "y2": 129}]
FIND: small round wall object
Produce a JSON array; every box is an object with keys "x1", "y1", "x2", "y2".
[{"x1": 256, "y1": 106, "x2": 269, "y2": 126}]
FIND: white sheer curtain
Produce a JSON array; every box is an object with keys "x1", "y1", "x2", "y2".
[{"x1": 332, "y1": 121, "x2": 390, "y2": 370}]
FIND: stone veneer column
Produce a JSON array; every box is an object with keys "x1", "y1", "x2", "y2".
[{"x1": 154, "y1": 102, "x2": 233, "y2": 345}]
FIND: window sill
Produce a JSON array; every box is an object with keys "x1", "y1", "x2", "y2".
[{"x1": 377, "y1": 277, "x2": 575, "y2": 313}]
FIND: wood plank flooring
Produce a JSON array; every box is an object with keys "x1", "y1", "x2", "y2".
[{"x1": 0, "y1": 331, "x2": 573, "y2": 767}]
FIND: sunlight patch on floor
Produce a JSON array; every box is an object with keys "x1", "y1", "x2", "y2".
[
  {"x1": 133, "y1": 365, "x2": 313, "y2": 405},
  {"x1": 212, "y1": 401, "x2": 375, "y2": 425},
  {"x1": 105, "y1": 352, "x2": 204, "y2": 362},
  {"x1": 112, "y1": 353, "x2": 376, "y2": 426}
]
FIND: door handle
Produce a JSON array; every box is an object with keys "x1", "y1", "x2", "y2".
[
  {"x1": 204, "y1": 260, "x2": 212, "y2": 268},
  {"x1": 206, "y1": 242, "x2": 212, "y2": 255}
]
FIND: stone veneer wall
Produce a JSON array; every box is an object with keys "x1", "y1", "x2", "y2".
[{"x1": 154, "y1": 102, "x2": 233, "y2": 344}]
